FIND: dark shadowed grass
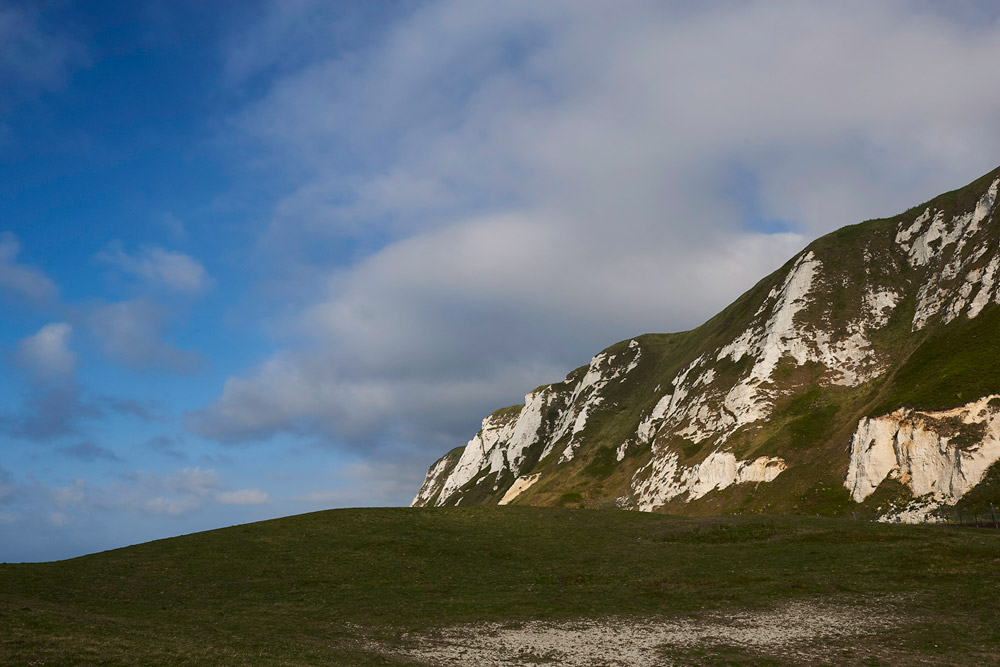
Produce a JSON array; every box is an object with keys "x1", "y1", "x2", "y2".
[
  {"x1": 2, "y1": 507, "x2": 999, "y2": 665},
  {"x1": 872, "y1": 305, "x2": 1000, "y2": 414}
]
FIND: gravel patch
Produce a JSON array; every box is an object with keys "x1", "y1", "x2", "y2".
[{"x1": 392, "y1": 600, "x2": 898, "y2": 666}]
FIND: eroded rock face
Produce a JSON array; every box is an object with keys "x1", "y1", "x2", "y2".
[
  {"x1": 410, "y1": 448, "x2": 464, "y2": 507},
  {"x1": 634, "y1": 251, "x2": 888, "y2": 456},
  {"x1": 498, "y1": 473, "x2": 541, "y2": 505},
  {"x1": 898, "y1": 178, "x2": 1000, "y2": 330},
  {"x1": 845, "y1": 395, "x2": 1000, "y2": 518},
  {"x1": 632, "y1": 452, "x2": 787, "y2": 512}
]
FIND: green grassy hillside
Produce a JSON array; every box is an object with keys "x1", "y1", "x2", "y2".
[{"x1": 3, "y1": 507, "x2": 999, "y2": 665}]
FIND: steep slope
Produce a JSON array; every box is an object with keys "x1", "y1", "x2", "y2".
[{"x1": 413, "y1": 166, "x2": 1000, "y2": 522}]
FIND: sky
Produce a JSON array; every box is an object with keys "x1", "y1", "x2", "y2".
[{"x1": 3, "y1": 0, "x2": 1000, "y2": 562}]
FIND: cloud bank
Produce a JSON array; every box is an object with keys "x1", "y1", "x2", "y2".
[{"x1": 188, "y1": 1, "x2": 1000, "y2": 469}]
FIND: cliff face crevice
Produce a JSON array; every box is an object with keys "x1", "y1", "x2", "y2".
[{"x1": 413, "y1": 168, "x2": 1000, "y2": 521}]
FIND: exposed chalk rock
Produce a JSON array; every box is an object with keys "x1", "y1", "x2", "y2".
[
  {"x1": 845, "y1": 395, "x2": 1000, "y2": 509},
  {"x1": 410, "y1": 447, "x2": 464, "y2": 507},
  {"x1": 498, "y1": 473, "x2": 541, "y2": 505},
  {"x1": 632, "y1": 451, "x2": 787, "y2": 512}
]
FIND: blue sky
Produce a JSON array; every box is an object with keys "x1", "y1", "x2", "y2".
[{"x1": 3, "y1": 0, "x2": 1000, "y2": 561}]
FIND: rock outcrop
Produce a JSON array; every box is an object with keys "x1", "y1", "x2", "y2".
[{"x1": 846, "y1": 396, "x2": 1000, "y2": 519}]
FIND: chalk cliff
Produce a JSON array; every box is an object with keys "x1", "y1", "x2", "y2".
[{"x1": 414, "y1": 166, "x2": 1000, "y2": 522}]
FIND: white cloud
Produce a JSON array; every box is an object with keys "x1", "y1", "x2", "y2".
[
  {"x1": 51, "y1": 481, "x2": 85, "y2": 507},
  {"x1": 164, "y1": 467, "x2": 219, "y2": 497},
  {"x1": 197, "y1": 1, "x2": 1000, "y2": 460},
  {"x1": 0, "y1": 466, "x2": 271, "y2": 550},
  {"x1": 14, "y1": 322, "x2": 75, "y2": 384},
  {"x1": 144, "y1": 496, "x2": 201, "y2": 516},
  {"x1": 90, "y1": 299, "x2": 202, "y2": 373},
  {"x1": 0, "y1": 233, "x2": 58, "y2": 306},
  {"x1": 96, "y1": 242, "x2": 212, "y2": 294},
  {"x1": 216, "y1": 488, "x2": 269, "y2": 505}
]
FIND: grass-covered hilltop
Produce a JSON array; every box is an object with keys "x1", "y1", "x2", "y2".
[
  {"x1": 3, "y1": 507, "x2": 1000, "y2": 665},
  {"x1": 414, "y1": 165, "x2": 1000, "y2": 523}
]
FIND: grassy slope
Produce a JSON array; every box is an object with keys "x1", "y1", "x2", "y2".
[
  {"x1": 3, "y1": 507, "x2": 1000, "y2": 665},
  {"x1": 872, "y1": 305, "x2": 1000, "y2": 413}
]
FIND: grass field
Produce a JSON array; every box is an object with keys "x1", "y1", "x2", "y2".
[{"x1": 2, "y1": 507, "x2": 999, "y2": 665}]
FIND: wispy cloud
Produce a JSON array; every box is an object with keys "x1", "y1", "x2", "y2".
[
  {"x1": 96, "y1": 242, "x2": 212, "y2": 294},
  {"x1": 0, "y1": 466, "x2": 264, "y2": 529},
  {"x1": 0, "y1": 466, "x2": 14, "y2": 504},
  {"x1": 144, "y1": 434, "x2": 187, "y2": 460},
  {"x1": 1, "y1": 384, "x2": 100, "y2": 441},
  {"x1": 216, "y1": 488, "x2": 269, "y2": 505},
  {"x1": 159, "y1": 213, "x2": 188, "y2": 240},
  {"x1": 57, "y1": 441, "x2": 123, "y2": 462},
  {"x1": 0, "y1": 233, "x2": 58, "y2": 306},
  {"x1": 295, "y1": 458, "x2": 427, "y2": 508},
  {"x1": 4, "y1": 321, "x2": 163, "y2": 441},
  {"x1": 163, "y1": 466, "x2": 219, "y2": 497},
  {"x1": 90, "y1": 299, "x2": 203, "y2": 374},
  {"x1": 143, "y1": 496, "x2": 201, "y2": 516},
  {"x1": 0, "y1": 3, "x2": 86, "y2": 108}
]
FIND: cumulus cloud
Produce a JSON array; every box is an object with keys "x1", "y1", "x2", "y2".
[
  {"x1": 90, "y1": 299, "x2": 203, "y2": 373},
  {"x1": 197, "y1": 0, "x2": 1000, "y2": 464},
  {"x1": 5, "y1": 320, "x2": 165, "y2": 441},
  {"x1": 14, "y1": 322, "x2": 75, "y2": 384},
  {"x1": 0, "y1": 233, "x2": 58, "y2": 306},
  {"x1": 5, "y1": 323, "x2": 95, "y2": 440},
  {"x1": 96, "y1": 242, "x2": 212, "y2": 294}
]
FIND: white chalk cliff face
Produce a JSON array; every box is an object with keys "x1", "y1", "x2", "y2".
[
  {"x1": 413, "y1": 168, "x2": 1000, "y2": 520},
  {"x1": 845, "y1": 395, "x2": 1000, "y2": 517},
  {"x1": 632, "y1": 452, "x2": 787, "y2": 512},
  {"x1": 898, "y1": 178, "x2": 1000, "y2": 330}
]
